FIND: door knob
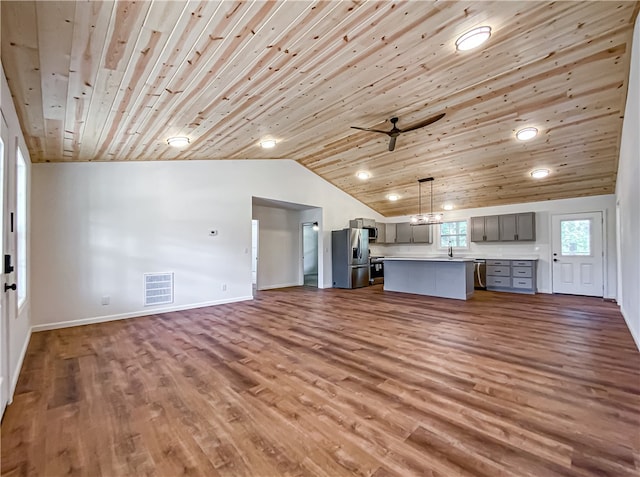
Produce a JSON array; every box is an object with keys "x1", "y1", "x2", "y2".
[
  {"x1": 4, "y1": 283, "x2": 16, "y2": 292},
  {"x1": 553, "y1": 259, "x2": 558, "y2": 262}
]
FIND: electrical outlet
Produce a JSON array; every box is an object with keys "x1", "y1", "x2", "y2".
[
  {"x1": 101, "y1": 295, "x2": 110, "y2": 305},
  {"x1": 209, "y1": 230, "x2": 218, "y2": 236},
  {"x1": 221, "y1": 283, "x2": 227, "y2": 291}
]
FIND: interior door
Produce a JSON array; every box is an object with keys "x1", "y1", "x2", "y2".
[{"x1": 552, "y1": 212, "x2": 604, "y2": 296}]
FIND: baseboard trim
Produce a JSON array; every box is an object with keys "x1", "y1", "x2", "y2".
[
  {"x1": 620, "y1": 303, "x2": 640, "y2": 351},
  {"x1": 9, "y1": 326, "x2": 32, "y2": 404},
  {"x1": 258, "y1": 282, "x2": 300, "y2": 291},
  {"x1": 31, "y1": 296, "x2": 254, "y2": 333}
]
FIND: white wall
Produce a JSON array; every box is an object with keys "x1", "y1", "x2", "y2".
[
  {"x1": 252, "y1": 205, "x2": 302, "y2": 290},
  {"x1": 0, "y1": 63, "x2": 32, "y2": 399},
  {"x1": 31, "y1": 160, "x2": 385, "y2": 328},
  {"x1": 616, "y1": 16, "x2": 640, "y2": 349},
  {"x1": 371, "y1": 195, "x2": 617, "y2": 297}
]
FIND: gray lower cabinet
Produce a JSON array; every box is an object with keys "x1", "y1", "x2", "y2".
[
  {"x1": 395, "y1": 222, "x2": 432, "y2": 244},
  {"x1": 486, "y1": 259, "x2": 537, "y2": 294}
]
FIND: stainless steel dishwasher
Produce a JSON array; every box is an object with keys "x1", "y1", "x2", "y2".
[{"x1": 474, "y1": 259, "x2": 486, "y2": 289}]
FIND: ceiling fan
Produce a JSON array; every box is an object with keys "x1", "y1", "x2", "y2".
[{"x1": 351, "y1": 112, "x2": 445, "y2": 151}]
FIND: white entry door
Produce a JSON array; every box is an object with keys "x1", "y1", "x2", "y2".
[
  {"x1": 0, "y1": 115, "x2": 8, "y2": 416},
  {"x1": 552, "y1": 212, "x2": 604, "y2": 296},
  {"x1": 0, "y1": 112, "x2": 19, "y2": 418}
]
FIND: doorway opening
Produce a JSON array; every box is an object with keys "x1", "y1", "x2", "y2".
[
  {"x1": 251, "y1": 219, "x2": 259, "y2": 296},
  {"x1": 303, "y1": 222, "x2": 319, "y2": 287}
]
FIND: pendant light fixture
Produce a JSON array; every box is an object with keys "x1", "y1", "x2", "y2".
[{"x1": 410, "y1": 177, "x2": 443, "y2": 225}]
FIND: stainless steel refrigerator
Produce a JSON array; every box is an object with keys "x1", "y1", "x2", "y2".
[{"x1": 332, "y1": 228, "x2": 370, "y2": 288}]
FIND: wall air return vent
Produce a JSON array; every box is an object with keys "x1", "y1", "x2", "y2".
[{"x1": 144, "y1": 272, "x2": 174, "y2": 306}]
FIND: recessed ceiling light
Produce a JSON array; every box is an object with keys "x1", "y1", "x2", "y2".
[
  {"x1": 530, "y1": 168, "x2": 550, "y2": 179},
  {"x1": 455, "y1": 26, "x2": 491, "y2": 51},
  {"x1": 356, "y1": 171, "x2": 371, "y2": 180},
  {"x1": 167, "y1": 136, "x2": 190, "y2": 148},
  {"x1": 388, "y1": 194, "x2": 400, "y2": 201},
  {"x1": 260, "y1": 139, "x2": 276, "y2": 149},
  {"x1": 443, "y1": 203, "x2": 454, "y2": 211},
  {"x1": 516, "y1": 127, "x2": 538, "y2": 141}
]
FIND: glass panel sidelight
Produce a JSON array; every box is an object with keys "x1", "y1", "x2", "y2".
[{"x1": 560, "y1": 219, "x2": 591, "y2": 256}]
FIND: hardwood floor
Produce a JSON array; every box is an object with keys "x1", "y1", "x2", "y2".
[{"x1": 2, "y1": 287, "x2": 639, "y2": 477}]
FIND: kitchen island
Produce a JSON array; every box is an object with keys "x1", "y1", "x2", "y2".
[{"x1": 383, "y1": 257, "x2": 475, "y2": 300}]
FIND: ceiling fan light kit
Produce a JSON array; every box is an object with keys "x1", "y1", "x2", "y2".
[
  {"x1": 410, "y1": 177, "x2": 444, "y2": 226},
  {"x1": 167, "y1": 136, "x2": 190, "y2": 148},
  {"x1": 455, "y1": 26, "x2": 492, "y2": 51}
]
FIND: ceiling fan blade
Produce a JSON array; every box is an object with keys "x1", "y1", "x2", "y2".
[
  {"x1": 351, "y1": 126, "x2": 392, "y2": 135},
  {"x1": 388, "y1": 136, "x2": 397, "y2": 151},
  {"x1": 399, "y1": 112, "x2": 446, "y2": 133}
]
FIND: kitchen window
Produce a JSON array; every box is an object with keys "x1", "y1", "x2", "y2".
[{"x1": 439, "y1": 220, "x2": 468, "y2": 249}]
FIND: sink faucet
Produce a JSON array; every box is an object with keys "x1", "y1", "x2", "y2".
[{"x1": 447, "y1": 241, "x2": 453, "y2": 258}]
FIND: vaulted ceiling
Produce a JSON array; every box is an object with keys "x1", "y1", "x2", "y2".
[{"x1": 2, "y1": 1, "x2": 638, "y2": 216}]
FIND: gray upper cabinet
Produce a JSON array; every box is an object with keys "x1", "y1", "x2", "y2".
[
  {"x1": 499, "y1": 212, "x2": 536, "y2": 241},
  {"x1": 395, "y1": 222, "x2": 432, "y2": 244},
  {"x1": 516, "y1": 212, "x2": 535, "y2": 241},
  {"x1": 385, "y1": 223, "x2": 397, "y2": 244},
  {"x1": 471, "y1": 212, "x2": 535, "y2": 242},
  {"x1": 470, "y1": 216, "x2": 500, "y2": 242},
  {"x1": 500, "y1": 214, "x2": 518, "y2": 241},
  {"x1": 395, "y1": 222, "x2": 412, "y2": 243},
  {"x1": 411, "y1": 224, "x2": 431, "y2": 243},
  {"x1": 375, "y1": 222, "x2": 386, "y2": 243}
]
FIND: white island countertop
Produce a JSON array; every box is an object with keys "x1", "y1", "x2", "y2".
[{"x1": 383, "y1": 257, "x2": 474, "y2": 262}]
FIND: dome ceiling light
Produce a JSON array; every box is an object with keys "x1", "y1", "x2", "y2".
[
  {"x1": 530, "y1": 169, "x2": 550, "y2": 179},
  {"x1": 260, "y1": 139, "x2": 277, "y2": 149},
  {"x1": 516, "y1": 127, "x2": 538, "y2": 141},
  {"x1": 167, "y1": 136, "x2": 190, "y2": 148},
  {"x1": 455, "y1": 26, "x2": 492, "y2": 51}
]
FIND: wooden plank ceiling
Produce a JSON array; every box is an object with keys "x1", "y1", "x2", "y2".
[{"x1": 2, "y1": 1, "x2": 638, "y2": 216}]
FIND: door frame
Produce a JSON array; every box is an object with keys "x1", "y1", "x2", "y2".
[
  {"x1": 0, "y1": 113, "x2": 8, "y2": 415},
  {"x1": 549, "y1": 210, "x2": 607, "y2": 297},
  {"x1": 300, "y1": 222, "x2": 319, "y2": 287}
]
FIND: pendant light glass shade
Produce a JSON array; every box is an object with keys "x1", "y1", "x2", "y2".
[{"x1": 410, "y1": 177, "x2": 444, "y2": 225}]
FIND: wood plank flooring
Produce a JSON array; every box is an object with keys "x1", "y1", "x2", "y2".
[{"x1": 2, "y1": 286, "x2": 639, "y2": 477}]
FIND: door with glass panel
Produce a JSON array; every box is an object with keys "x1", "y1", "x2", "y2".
[
  {"x1": 551, "y1": 212, "x2": 604, "y2": 296},
  {"x1": 0, "y1": 116, "x2": 7, "y2": 415}
]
